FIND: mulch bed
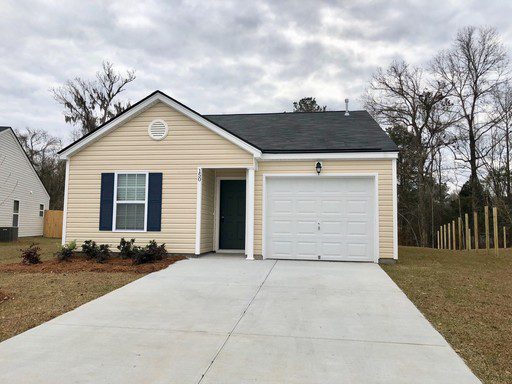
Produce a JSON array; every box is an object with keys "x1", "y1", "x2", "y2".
[{"x1": 0, "y1": 255, "x2": 187, "y2": 274}]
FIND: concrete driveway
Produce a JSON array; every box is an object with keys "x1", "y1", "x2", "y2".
[{"x1": 0, "y1": 256, "x2": 480, "y2": 383}]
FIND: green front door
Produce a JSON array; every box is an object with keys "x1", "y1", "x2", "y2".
[{"x1": 219, "y1": 180, "x2": 246, "y2": 250}]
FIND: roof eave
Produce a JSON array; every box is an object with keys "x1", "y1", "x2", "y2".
[
  {"x1": 259, "y1": 151, "x2": 399, "y2": 161},
  {"x1": 59, "y1": 91, "x2": 262, "y2": 159}
]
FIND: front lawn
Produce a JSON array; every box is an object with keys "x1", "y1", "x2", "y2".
[
  {"x1": 0, "y1": 236, "x2": 60, "y2": 264},
  {"x1": 382, "y1": 247, "x2": 512, "y2": 384},
  {"x1": 0, "y1": 237, "x2": 185, "y2": 342}
]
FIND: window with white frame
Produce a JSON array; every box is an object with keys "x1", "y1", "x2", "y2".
[
  {"x1": 39, "y1": 204, "x2": 44, "y2": 217},
  {"x1": 114, "y1": 173, "x2": 147, "y2": 231},
  {"x1": 12, "y1": 200, "x2": 19, "y2": 227}
]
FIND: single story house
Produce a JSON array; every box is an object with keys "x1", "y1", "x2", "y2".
[
  {"x1": 58, "y1": 91, "x2": 398, "y2": 263},
  {"x1": 0, "y1": 127, "x2": 50, "y2": 238}
]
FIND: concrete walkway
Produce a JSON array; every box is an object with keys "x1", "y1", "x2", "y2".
[{"x1": 0, "y1": 256, "x2": 480, "y2": 383}]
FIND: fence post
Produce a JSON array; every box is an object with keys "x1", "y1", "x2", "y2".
[
  {"x1": 452, "y1": 220, "x2": 456, "y2": 250},
  {"x1": 448, "y1": 224, "x2": 452, "y2": 250},
  {"x1": 493, "y1": 207, "x2": 499, "y2": 256},
  {"x1": 465, "y1": 213, "x2": 470, "y2": 251},
  {"x1": 485, "y1": 206, "x2": 490, "y2": 252},
  {"x1": 503, "y1": 227, "x2": 507, "y2": 249},
  {"x1": 437, "y1": 230, "x2": 440, "y2": 249},
  {"x1": 473, "y1": 211, "x2": 479, "y2": 251},
  {"x1": 443, "y1": 224, "x2": 448, "y2": 249},
  {"x1": 458, "y1": 217, "x2": 463, "y2": 250},
  {"x1": 441, "y1": 226, "x2": 444, "y2": 249}
]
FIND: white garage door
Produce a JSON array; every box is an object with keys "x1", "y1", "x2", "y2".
[{"x1": 265, "y1": 176, "x2": 376, "y2": 261}]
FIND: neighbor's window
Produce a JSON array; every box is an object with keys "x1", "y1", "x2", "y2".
[
  {"x1": 39, "y1": 204, "x2": 44, "y2": 217},
  {"x1": 12, "y1": 200, "x2": 19, "y2": 227},
  {"x1": 115, "y1": 173, "x2": 147, "y2": 231}
]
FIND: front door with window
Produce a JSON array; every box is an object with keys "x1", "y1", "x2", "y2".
[{"x1": 219, "y1": 180, "x2": 246, "y2": 250}]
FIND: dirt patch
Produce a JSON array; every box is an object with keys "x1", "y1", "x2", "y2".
[{"x1": 0, "y1": 255, "x2": 187, "y2": 274}]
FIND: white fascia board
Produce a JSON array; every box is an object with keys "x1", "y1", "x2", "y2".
[
  {"x1": 259, "y1": 152, "x2": 398, "y2": 161},
  {"x1": 59, "y1": 93, "x2": 262, "y2": 159}
]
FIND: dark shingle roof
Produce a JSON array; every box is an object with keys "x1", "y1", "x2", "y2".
[
  {"x1": 0, "y1": 126, "x2": 10, "y2": 133},
  {"x1": 59, "y1": 91, "x2": 397, "y2": 155},
  {"x1": 204, "y1": 111, "x2": 397, "y2": 153}
]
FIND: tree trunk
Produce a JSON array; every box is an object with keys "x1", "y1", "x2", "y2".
[
  {"x1": 506, "y1": 119, "x2": 511, "y2": 199},
  {"x1": 468, "y1": 126, "x2": 480, "y2": 210}
]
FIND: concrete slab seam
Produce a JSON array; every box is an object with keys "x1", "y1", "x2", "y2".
[{"x1": 197, "y1": 259, "x2": 278, "y2": 384}]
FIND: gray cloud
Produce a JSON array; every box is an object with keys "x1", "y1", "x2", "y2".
[{"x1": 1, "y1": 0, "x2": 512, "y2": 143}]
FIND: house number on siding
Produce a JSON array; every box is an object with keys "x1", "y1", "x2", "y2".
[{"x1": 197, "y1": 169, "x2": 202, "y2": 182}]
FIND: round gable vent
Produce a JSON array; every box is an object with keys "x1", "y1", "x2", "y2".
[{"x1": 148, "y1": 119, "x2": 169, "y2": 140}]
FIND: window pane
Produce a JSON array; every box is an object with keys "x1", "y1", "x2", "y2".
[
  {"x1": 13, "y1": 200, "x2": 19, "y2": 213},
  {"x1": 12, "y1": 214, "x2": 18, "y2": 227},
  {"x1": 117, "y1": 174, "x2": 127, "y2": 187},
  {"x1": 117, "y1": 174, "x2": 146, "y2": 201},
  {"x1": 115, "y1": 203, "x2": 145, "y2": 230}
]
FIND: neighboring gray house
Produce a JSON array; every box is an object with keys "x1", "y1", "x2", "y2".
[{"x1": 0, "y1": 127, "x2": 50, "y2": 237}]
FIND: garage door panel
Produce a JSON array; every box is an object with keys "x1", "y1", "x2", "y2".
[
  {"x1": 347, "y1": 200, "x2": 367, "y2": 214},
  {"x1": 347, "y1": 243, "x2": 369, "y2": 258},
  {"x1": 321, "y1": 220, "x2": 345, "y2": 234},
  {"x1": 272, "y1": 199, "x2": 293, "y2": 213},
  {"x1": 272, "y1": 241, "x2": 293, "y2": 257},
  {"x1": 348, "y1": 221, "x2": 367, "y2": 235},
  {"x1": 296, "y1": 220, "x2": 317, "y2": 234},
  {"x1": 320, "y1": 199, "x2": 344, "y2": 214},
  {"x1": 272, "y1": 220, "x2": 293, "y2": 234},
  {"x1": 266, "y1": 177, "x2": 375, "y2": 261}
]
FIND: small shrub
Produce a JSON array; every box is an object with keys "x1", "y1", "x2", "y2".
[
  {"x1": 133, "y1": 240, "x2": 167, "y2": 265},
  {"x1": 81, "y1": 240, "x2": 100, "y2": 260},
  {"x1": 117, "y1": 238, "x2": 136, "y2": 259},
  {"x1": 96, "y1": 244, "x2": 111, "y2": 263},
  {"x1": 56, "y1": 240, "x2": 77, "y2": 261},
  {"x1": 21, "y1": 243, "x2": 41, "y2": 264},
  {"x1": 146, "y1": 240, "x2": 167, "y2": 261}
]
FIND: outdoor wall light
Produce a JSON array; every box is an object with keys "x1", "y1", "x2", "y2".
[{"x1": 315, "y1": 161, "x2": 322, "y2": 175}]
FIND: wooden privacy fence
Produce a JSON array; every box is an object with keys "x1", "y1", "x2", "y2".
[
  {"x1": 43, "y1": 210, "x2": 63, "y2": 238},
  {"x1": 436, "y1": 205, "x2": 505, "y2": 255}
]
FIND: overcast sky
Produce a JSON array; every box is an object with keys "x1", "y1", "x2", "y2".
[{"x1": 2, "y1": 0, "x2": 512, "y2": 143}]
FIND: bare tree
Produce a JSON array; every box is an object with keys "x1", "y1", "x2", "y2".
[
  {"x1": 16, "y1": 127, "x2": 61, "y2": 166},
  {"x1": 16, "y1": 128, "x2": 65, "y2": 210},
  {"x1": 363, "y1": 60, "x2": 455, "y2": 246},
  {"x1": 51, "y1": 61, "x2": 136, "y2": 137},
  {"x1": 432, "y1": 26, "x2": 510, "y2": 210},
  {"x1": 490, "y1": 81, "x2": 512, "y2": 198}
]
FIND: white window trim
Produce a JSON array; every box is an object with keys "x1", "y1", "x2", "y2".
[
  {"x1": 12, "y1": 199, "x2": 20, "y2": 228},
  {"x1": 39, "y1": 204, "x2": 45, "y2": 217},
  {"x1": 112, "y1": 171, "x2": 149, "y2": 232}
]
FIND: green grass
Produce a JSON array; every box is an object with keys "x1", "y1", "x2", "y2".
[{"x1": 383, "y1": 247, "x2": 512, "y2": 384}]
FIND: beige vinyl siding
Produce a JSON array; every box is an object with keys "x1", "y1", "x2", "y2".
[
  {"x1": 0, "y1": 130, "x2": 49, "y2": 237},
  {"x1": 65, "y1": 102, "x2": 253, "y2": 253},
  {"x1": 254, "y1": 160, "x2": 394, "y2": 259},
  {"x1": 214, "y1": 169, "x2": 246, "y2": 178},
  {"x1": 200, "y1": 169, "x2": 215, "y2": 253}
]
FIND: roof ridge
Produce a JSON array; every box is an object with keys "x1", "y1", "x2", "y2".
[{"x1": 204, "y1": 110, "x2": 368, "y2": 116}]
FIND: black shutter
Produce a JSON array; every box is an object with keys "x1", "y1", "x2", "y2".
[
  {"x1": 99, "y1": 173, "x2": 114, "y2": 231},
  {"x1": 147, "y1": 173, "x2": 163, "y2": 231}
]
